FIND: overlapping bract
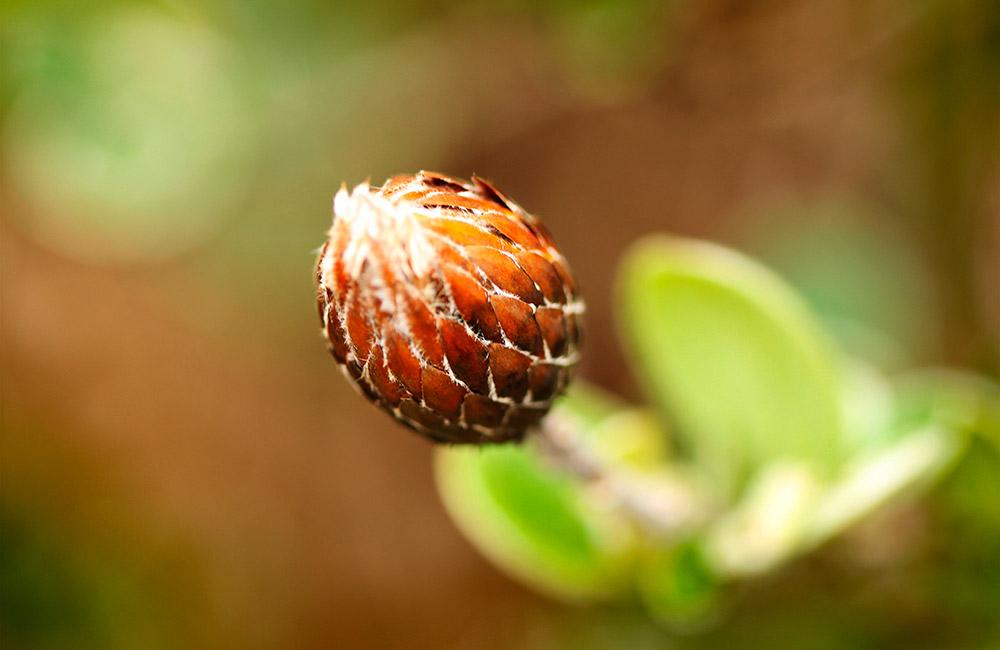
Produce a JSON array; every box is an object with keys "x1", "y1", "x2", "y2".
[{"x1": 317, "y1": 172, "x2": 582, "y2": 443}]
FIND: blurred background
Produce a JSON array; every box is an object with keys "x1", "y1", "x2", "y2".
[{"x1": 2, "y1": 0, "x2": 998, "y2": 648}]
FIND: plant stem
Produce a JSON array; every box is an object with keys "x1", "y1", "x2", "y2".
[{"x1": 531, "y1": 415, "x2": 711, "y2": 539}]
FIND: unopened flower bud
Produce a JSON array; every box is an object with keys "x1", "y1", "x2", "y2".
[{"x1": 316, "y1": 171, "x2": 583, "y2": 444}]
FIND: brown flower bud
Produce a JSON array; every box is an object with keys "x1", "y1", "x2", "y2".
[{"x1": 316, "y1": 171, "x2": 583, "y2": 444}]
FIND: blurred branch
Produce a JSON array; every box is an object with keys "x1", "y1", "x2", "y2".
[{"x1": 893, "y1": 0, "x2": 1000, "y2": 372}]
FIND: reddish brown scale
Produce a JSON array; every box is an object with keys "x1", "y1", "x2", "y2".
[
  {"x1": 442, "y1": 266, "x2": 504, "y2": 341},
  {"x1": 534, "y1": 307, "x2": 569, "y2": 357},
  {"x1": 465, "y1": 246, "x2": 544, "y2": 305},
  {"x1": 515, "y1": 251, "x2": 565, "y2": 303},
  {"x1": 463, "y1": 394, "x2": 507, "y2": 428},
  {"x1": 344, "y1": 288, "x2": 375, "y2": 361},
  {"x1": 401, "y1": 287, "x2": 446, "y2": 368},
  {"x1": 488, "y1": 295, "x2": 544, "y2": 356},
  {"x1": 316, "y1": 171, "x2": 583, "y2": 444},
  {"x1": 438, "y1": 316, "x2": 491, "y2": 395},
  {"x1": 478, "y1": 213, "x2": 541, "y2": 250},
  {"x1": 366, "y1": 346, "x2": 403, "y2": 407},
  {"x1": 424, "y1": 218, "x2": 514, "y2": 252},
  {"x1": 383, "y1": 325, "x2": 422, "y2": 400},
  {"x1": 488, "y1": 344, "x2": 532, "y2": 401},
  {"x1": 421, "y1": 365, "x2": 466, "y2": 420},
  {"x1": 528, "y1": 364, "x2": 561, "y2": 401}
]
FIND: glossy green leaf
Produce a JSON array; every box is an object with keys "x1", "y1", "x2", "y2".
[
  {"x1": 435, "y1": 443, "x2": 635, "y2": 602},
  {"x1": 435, "y1": 385, "x2": 637, "y2": 602},
  {"x1": 617, "y1": 237, "x2": 845, "y2": 491}
]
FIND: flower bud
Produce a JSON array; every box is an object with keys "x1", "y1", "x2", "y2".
[{"x1": 316, "y1": 171, "x2": 583, "y2": 444}]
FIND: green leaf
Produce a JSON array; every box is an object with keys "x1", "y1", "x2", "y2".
[
  {"x1": 574, "y1": 409, "x2": 671, "y2": 471},
  {"x1": 434, "y1": 389, "x2": 637, "y2": 602},
  {"x1": 636, "y1": 542, "x2": 725, "y2": 629},
  {"x1": 617, "y1": 237, "x2": 845, "y2": 492}
]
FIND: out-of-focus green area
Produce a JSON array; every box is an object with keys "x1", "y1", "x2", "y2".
[
  {"x1": 437, "y1": 236, "x2": 998, "y2": 638},
  {"x1": 1, "y1": 0, "x2": 998, "y2": 648}
]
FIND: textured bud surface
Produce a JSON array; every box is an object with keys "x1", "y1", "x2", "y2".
[{"x1": 317, "y1": 171, "x2": 583, "y2": 444}]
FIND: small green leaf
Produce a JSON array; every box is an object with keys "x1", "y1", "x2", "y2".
[
  {"x1": 617, "y1": 237, "x2": 845, "y2": 492},
  {"x1": 434, "y1": 421, "x2": 636, "y2": 601},
  {"x1": 580, "y1": 409, "x2": 671, "y2": 470},
  {"x1": 636, "y1": 542, "x2": 724, "y2": 629}
]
